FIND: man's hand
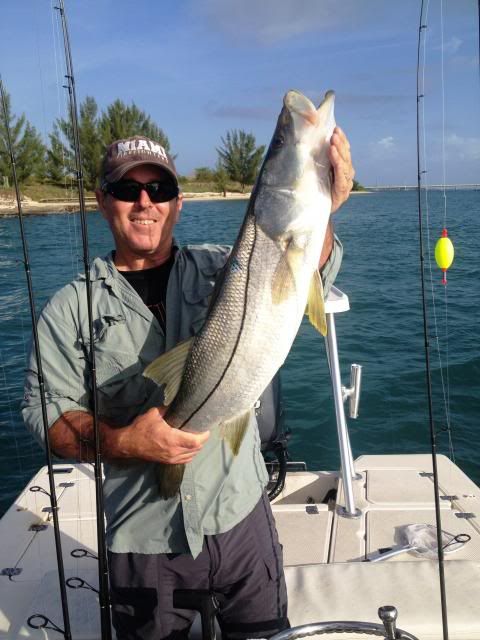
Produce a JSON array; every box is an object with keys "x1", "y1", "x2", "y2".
[
  {"x1": 328, "y1": 126, "x2": 355, "y2": 213},
  {"x1": 49, "y1": 408, "x2": 210, "y2": 465},
  {"x1": 120, "y1": 407, "x2": 210, "y2": 465}
]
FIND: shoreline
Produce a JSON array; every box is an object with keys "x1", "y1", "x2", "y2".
[
  {"x1": 0, "y1": 190, "x2": 371, "y2": 216},
  {"x1": 0, "y1": 192, "x2": 251, "y2": 215}
]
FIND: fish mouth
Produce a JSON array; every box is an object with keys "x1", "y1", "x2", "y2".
[{"x1": 284, "y1": 89, "x2": 335, "y2": 126}]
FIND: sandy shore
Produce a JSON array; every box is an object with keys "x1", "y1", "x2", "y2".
[
  {"x1": 0, "y1": 192, "x2": 252, "y2": 216},
  {"x1": 0, "y1": 190, "x2": 370, "y2": 216}
]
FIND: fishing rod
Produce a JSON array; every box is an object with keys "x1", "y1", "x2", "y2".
[
  {"x1": 0, "y1": 75, "x2": 73, "y2": 640},
  {"x1": 55, "y1": 1, "x2": 112, "y2": 638},
  {"x1": 415, "y1": 2, "x2": 449, "y2": 639}
]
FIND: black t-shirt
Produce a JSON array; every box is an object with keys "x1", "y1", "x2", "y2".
[{"x1": 120, "y1": 252, "x2": 175, "y2": 333}]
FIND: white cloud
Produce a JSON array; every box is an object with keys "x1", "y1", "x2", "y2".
[
  {"x1": 378, "y1": 136, "x2": 395, "y2": 150},
  {"x1": 194, "y1": 0, "x2": 381, "y2": 44},
  {"x1": 440, "y1": 36, "x2": 462, "y2": 55},
  {"x1": 445, "y1": 133, "x2": 480, "y2": 161}
]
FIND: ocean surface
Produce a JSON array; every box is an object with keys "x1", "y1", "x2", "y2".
[{"x1": 1, "y1": 190, "x2": 479, "y2": 516}]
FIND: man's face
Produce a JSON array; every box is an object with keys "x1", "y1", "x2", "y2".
[{"x1": 96, "y1": 164, "x2": 183, "y2": 269}]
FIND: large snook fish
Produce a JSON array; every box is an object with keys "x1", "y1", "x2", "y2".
[{"x1": 144, "y1": 89, "x2": 336, "y2": 498}]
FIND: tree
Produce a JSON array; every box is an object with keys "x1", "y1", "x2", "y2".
[
  {"x1": 0, "y1": 89, "x2": 47, "y2": 184},
  {"x1": 45, "y1": 122, "x2": 74, "y2": 186},
  {"x1": 98, "y1": 100, "x2": 171, "y2": 153},
  {"x1": 46, "y1": 95, "x2": 100, "y2": 190},
  {"x1": 46, "y1": 97, "x2": 172, "y2": 190},
  {"x1": 217, "y1": 130, "x2": 265, "y2": 192},
  {"x1": 79, "y1": 96, "x2": 102, "y2": 190},
  {"x1": 214, "y1": 161, "x2": 228, "y2": 197},
  {"x1": 352, "y1": 179, "x2": 365, "y2": 192},
  {"x1": 194, "y1": 166, "x2": 216, "y2": 182},
  {"x1": 15, "y1": 123, "x2": 47, "y2": 183}
]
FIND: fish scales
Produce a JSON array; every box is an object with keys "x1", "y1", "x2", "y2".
[{"x1": 168, "y1": 211, "x2": 259, "y2": 429}]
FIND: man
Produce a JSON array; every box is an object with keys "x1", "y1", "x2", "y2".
[{"x1": 22, "y1": 129, "x2": 354, "y2": 640}]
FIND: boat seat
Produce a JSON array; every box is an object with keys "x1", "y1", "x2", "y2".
[{"x1": 285, "y1": 560, "x2": 480, "y2": 640}]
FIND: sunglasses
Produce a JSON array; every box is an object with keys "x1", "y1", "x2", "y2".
[{"x1": 103, "y1": 179, "x2": 179, "y2": 203}]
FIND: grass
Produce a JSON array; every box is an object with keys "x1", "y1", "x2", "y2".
[
  {"x1": 0, "y1": 183, "x2": 96, "y2": 201},
  {"x1": 0, "y1": 180, "x2": 247, "y2": 201},
  {"x1": 178, "y1": 180, "x2": 247, "y2": 194}
]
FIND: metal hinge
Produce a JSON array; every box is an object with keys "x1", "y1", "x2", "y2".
[
  {"x1": 29, "y1": 523, "x2": 48, "y2": 532},
  {"x1": 306, "y1": 505, "x2": 319, "y2": 515},
  {"x1": 455, "y1": 512, "x2": 476, "y2": 519}
]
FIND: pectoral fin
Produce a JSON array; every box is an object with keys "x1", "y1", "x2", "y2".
[
  {"x1": 272, "y1": 240, "x2": 303, "y2": 305},
  {"x1": 220, "y1": 410, "x2": 251, "y2": 455},
  {"x1": 306, "y1": 270, "x2": 327, "y2": 336},
  {"x1": 143, "y1": 338, "x2": 193, "y2": 405}
]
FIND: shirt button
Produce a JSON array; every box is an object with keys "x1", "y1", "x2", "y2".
[{"x1": 184, "y1": 494, "x2": 192, "y2": 501}]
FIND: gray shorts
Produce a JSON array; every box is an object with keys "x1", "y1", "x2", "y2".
[{"x1": 108, "y1": 493, "x2": 288, "y2": 640}]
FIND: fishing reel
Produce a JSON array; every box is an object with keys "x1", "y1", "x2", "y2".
[{"x1": 256, "y1": 373, "x2": 291, "y2": 501}]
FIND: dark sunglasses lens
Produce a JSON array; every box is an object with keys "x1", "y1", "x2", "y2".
[
  {"x1": 107, "y1": 182, "x2": 141, "y2": 201},
  {"x1": 145, "y1": 182, "x2": 179, "y2": 202}
]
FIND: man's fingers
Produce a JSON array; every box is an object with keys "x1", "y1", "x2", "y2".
[
  {"x1": 330, "y1": 133, "x2": 355, "y2": 182},
  {"x1": 168, "y1": 453, "x2": 196, "y2": 465},
  {"x1": 173, "y1": 428, "x2": 210, "y2": 450},
  {"x1": 330, "y1": 147, "x2": 352, "y2": 191},
  {"x1": 331, "y1": 126, "x2": 351, "y2": 163},
  {"x1": 328, "y1": 127, "x2": 355, "y2": 214}
]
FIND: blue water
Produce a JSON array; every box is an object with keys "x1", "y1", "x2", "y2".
[{"x1": 1, "y1": 190, "x2": 479, "y2": 516}]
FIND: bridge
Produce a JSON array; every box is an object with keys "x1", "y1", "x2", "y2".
[{"x1": 365, "y1": 184, "x2": 480, "y2": 192}]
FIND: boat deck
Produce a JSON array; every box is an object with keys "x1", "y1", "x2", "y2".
[
  {"x1": 1, "y1": 454, "x2": 479, "y2": 639},
  {"x1": 274, "y1": 454, "x2": 480, "y2": 639}
]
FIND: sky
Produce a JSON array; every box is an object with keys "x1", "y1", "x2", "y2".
[{"x1": 0, "y1": 0, "x2": 479, "y2": 186}]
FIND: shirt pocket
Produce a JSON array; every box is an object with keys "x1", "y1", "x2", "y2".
[
  {"x1": 182, "y1": 284, "x2": 214, "y2": 335},
  {"x1": 92, "y1": 314, "x2": 149, "y2": 419}
]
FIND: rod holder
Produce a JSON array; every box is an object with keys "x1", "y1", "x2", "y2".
[
  {"x1": 324, "y1": 287, "x2": 364, "y2": 519},
  {"x1": 342, "y1": 364, "x2": 362, "y2": 419}
]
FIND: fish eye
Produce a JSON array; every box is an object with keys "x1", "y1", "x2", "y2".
[{"x1": 273, "y1": 135, "x2": 284, "y2": 148}]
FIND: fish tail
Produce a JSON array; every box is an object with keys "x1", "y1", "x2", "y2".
[{"x1": 156, "y1": 463, "x2": 186, "y2": 499}]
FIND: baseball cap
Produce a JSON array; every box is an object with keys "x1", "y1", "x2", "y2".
[{"x1": 100, "y1": 135, "x2": 178, "y2": 185}]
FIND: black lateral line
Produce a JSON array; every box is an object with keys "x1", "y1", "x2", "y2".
[{"x1": 179, "y1": 213, "x2": 257, "y2": 429}]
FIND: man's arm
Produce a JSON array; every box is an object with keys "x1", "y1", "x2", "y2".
[
  {"x1": 22, "y1": 290, "x2": 209, "y2": 466},
  {"x1": 49, "y1": 408, "x2": 209, "y2": 465}
]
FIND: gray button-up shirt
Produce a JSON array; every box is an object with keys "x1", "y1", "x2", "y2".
[{"x1": 22, "y1": 237, "x2": 342, "y2": 558}]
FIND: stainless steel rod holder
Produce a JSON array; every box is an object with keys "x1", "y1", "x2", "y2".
[
  {"x1": 325, "y1": 311, "x2": 359, "y2": 518},
  {"x1": 342, "y1": 363, "x2": 362, "y2": 419}
]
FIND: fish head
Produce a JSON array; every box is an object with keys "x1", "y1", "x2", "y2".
[{"x1": 254, "y1": 89, "x2": 336, "y2": 241}]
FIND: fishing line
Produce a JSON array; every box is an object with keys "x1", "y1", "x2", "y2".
[
  {"x1": 51, "y1": 2, "x2": 83, "y2": 278},
  {"x1": 55, "y1": 1, "x2": 112, "y2": 637},
  {"x1": 419, "y1": 1, "x2": 454, "y2": 462},
  {"x1": 33, "y1": 1, "x2": 49, "y2": 145},
  {"x1": 416, "y1": 2, "x2": 449, "y2": 639},
  {"x1": 438, "y1": 0, "x2": 452, "y2": 449},
  {"x1": 51, "y1": 0, "x2": 82, "y2": 280},
  {"x1": 0, "y1": 74, "x2": 73, "y2": 640},
  {"x1": 0, "y1": 349, "x2": 24, "y2": 472}
]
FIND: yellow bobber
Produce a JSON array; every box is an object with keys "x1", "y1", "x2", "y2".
[{"x1": 435, "y1": 228, "x2": 454, "y2": 285}]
